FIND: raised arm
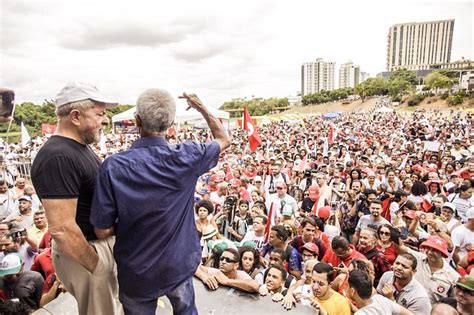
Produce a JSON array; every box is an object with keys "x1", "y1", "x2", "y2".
[{"x1": 180, "y1": 93, "x2": 230, "y2": 152}]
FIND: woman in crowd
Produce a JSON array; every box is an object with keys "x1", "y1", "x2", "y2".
[
  {"x1": 345, "y1": 168, "x2": 362, "y2": 191},
  {"x1": 338, "y1": 190, "x2": 357, "y2": 242},
  {"x1": 194, "y1": 200, "x2": 217, "y2": 238},
  {"x1": 402, "y1": 177, "x2": 413, "y2": 194},
  {"x1": 238, "y1": 246, "x2": 262, "y2": 279},
  {"x1": 376, "y1": 224, "x2": 398, "y2": 265}
]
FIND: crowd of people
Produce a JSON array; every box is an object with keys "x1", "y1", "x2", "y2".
[{"x1": 0, "y1": 86, "x2": 473, "y2": 315}]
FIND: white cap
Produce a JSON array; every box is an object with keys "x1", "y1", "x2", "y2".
[
  {"x1": 55, "y1": 82, "x2": 118, "y2": 108},
  {"x1": 442, "y1": 202, "x2": 456, "y2": 212},
  {"x1": 467, "y1": 207, "x2": 474, "y2": 220},
  {"x1": 254, "y1": 175, "x2": 262, "y2": 182}
]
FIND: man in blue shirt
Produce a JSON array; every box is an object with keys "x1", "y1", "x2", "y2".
[{"x1": 90, "y1": 90, "x2": 230, "y2": 315}]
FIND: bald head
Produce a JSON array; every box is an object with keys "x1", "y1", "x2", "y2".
[{"x1": 431, "y1": 303, "x2": 458, "y2": 315}]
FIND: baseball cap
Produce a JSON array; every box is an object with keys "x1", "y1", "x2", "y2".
[
  {"x1": 275, "y1": 182, "x2": 287, "y2": 189},
  {"x1": 274, "y1": 160, "x2": 282, "y2": 166},
  {"x1": 55, "y1": 82, "x2": 118, "y2": 108},
  {"x1": 18, "y1": 195, "x2": 32, "y2": 202},
  {"x1": 302, "y1": 243, "x2": 319, "y2": 255},
  {"x1": 467, "y1": 207, "x2": 474, "y2": 220},
  {"x1": 456, "y1": 276, "x2": 474, "y2": 292},
  {"x1": 0, "y1": 253, "x2": 22, "y2": 277},
  {"x1": 317, "y1": 206, "x2": 331, "y2": 221},
  {"x1": 254, "y1": 176, "x2": 262, "y2": 183},
  {"x1": 404, "y1": 210, "x2": 417, "y2": 219},
  {"x1": 209, "y1": 175, "x2": 221, "y2": 183},
  {"x1": 441, "y1": 202, "x2": 456, "y2": 213},
  {"x1": 420, "y1": 236, "x2": 449, "y2": 258},
  {"x1": 308, "y1": 185, "x2": 319, "y2": 199}
]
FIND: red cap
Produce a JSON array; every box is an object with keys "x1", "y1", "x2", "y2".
[
  {"x1": 427, "y1": 167, "x2": 437, "y2": 173},
  {"x1": 404, "y1": 210, "x2": 417, "y2": 219},
  {"x1": 210, "y1": 175, "x2": 221, "y2": 183},
  {"x1": 230, "y1": 179, "x2": 242, "y2": 188},
  {"x1": 317, "y1": 206, "x2": 331, "y2": 221},
  {"x1": 302, "y1": 242, "x2": 319, "y2": 255},
  {"x1": 412, "y1": 165, "x2": 423, "y2": 172},
  {"x1": 421, "y1": 236, "x2": 449, "y2": 258},
  {"x1": 308, "y1": 185, "x2": 319, "y2": 199}
]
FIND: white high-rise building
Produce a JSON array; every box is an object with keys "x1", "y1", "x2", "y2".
[
  {"x1": 301, "y1": 58, "x2": 335, "y2": 96},
  {"x1": 360, "y1": 72, "x2": 370, "y2": 83},
  {"x1": 339, "y1": 61, "x2": 360, "y2": 88},
  {"x1": 386, "y1": 19, "x2": 454, "y2": 71}
]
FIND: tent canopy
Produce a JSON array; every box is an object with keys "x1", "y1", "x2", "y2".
[
  {"x1": 375, "y1": 106, "x2": 394, "y2": 113},
  {"x1": 112, "y1": 105, "x2": 230, "y2": 123},
  {"x1": 322, "y1": 112, "x2": 341, "y2": 119}
]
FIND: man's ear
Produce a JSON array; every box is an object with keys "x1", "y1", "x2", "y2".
[
  {"x1": 135, "y1": 114, "x2": 142, "y2": 127},
  {"x1": 70, "y1": 109, "x2": 81, "y2": 126}
]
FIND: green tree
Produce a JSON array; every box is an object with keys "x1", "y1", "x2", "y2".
[
  {"x1": 425, "y1": 71, "x2": 454, "y2": 94},
  {"x1": 389, "y1": 68, "x2": 418, "y2": 85}
]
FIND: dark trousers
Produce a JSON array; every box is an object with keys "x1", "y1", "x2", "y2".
[{"x1": 120, "y1": 277, "x2": 197, "y2": 315}]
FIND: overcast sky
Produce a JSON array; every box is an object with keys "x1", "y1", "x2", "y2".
[{"x1": 1, "y1": 0, "x2": 472, "y2": 108}]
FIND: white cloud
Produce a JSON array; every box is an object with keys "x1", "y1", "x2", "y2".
[{"x1": 0, "y1": 0, "x2": 472, "y2": 108}]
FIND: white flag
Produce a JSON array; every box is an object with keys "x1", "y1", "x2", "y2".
[
  {"x1": 323, "y1": 137, "x2": 329, "y2": 157},
  {"x1": 21, "y1": 122, "x2": 30, "y2": 147}
]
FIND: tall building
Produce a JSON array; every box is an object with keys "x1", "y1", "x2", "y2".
[
  {"x1": 360, "y1": 72, "x2": 370, "y2": 83},
  {"x1": 301, "y1": 58, "x2": 335, "y2": 96},
  {"x1": 339, "y1": 61, "x2": 360, "y2": 88},
  {"x1": 386, "y1": 19, "x2": 454, "y2": 71}
]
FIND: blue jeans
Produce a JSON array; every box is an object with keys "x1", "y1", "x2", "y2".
[{"x1": 120, "y1": 277, "x2": 197, "y2": 315}]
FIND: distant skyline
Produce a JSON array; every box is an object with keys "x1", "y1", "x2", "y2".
[{"x1": 1, "y1": 0, "x2": 472, "y2": 107}]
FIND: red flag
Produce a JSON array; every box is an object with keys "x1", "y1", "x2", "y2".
[
  {"x1": 381, "y1": 198, "x2": 392, "y2": 221},
  {"x1": 243, "y1": 107, "x2": 261, "y2": 152},
  {"x1": 41, "y1": 123, "x2": 56, "y2": 135},
  {"x1": 167, "y1": 126, "x2": 176, "y2": 137},
  {"x1": 420, "y1": 197, "x2": 432, "y2": 212},
  {"x1": 225, "y1": 164, "x2": 234, "y2": 182},
  {"x1": 310, "y1": 196, "x2": 321, "y2": 215},
  {"x1": 328, "y1": 123, "x2": 334, "y2": 145},
  {"x1": 263, "y1": 202, "x2": 274, "y2": 243}
]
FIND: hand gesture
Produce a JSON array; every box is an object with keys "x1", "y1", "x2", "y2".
[
  {"x1": 179, "y1": 93, "x2": 206, "y2": 112},
  {"x1": 381, "y1": 283, "x2": 395, "y2": 300},
  {"x1": 282, "y1": 293, "x2": 297, "y2": 310},
  {"x1": 259, "y1": 284, "x2": 269, "y2": 296},
  {"x1": 272, "y1": 292, "x2": 284, "y2": 302},
  {"x1": 214, "y1": 271, "x2": 230, "y2": 286},
  {"x1": 203, "y1": 275, "x2": 219, "y2": 291}
]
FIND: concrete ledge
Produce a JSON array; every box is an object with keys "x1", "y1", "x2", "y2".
[{"x1": 34, "y1": 278, "x2": 315, "y2": 314}]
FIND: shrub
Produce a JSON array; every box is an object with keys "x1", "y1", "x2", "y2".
[
  {"x1": 407, "y1": 94, "x2": 426, "y2": 106},
  {"x1": 440, "y1": 92, "x2": 449, "y2": 100},
  {"x1": 447, "y1": 94, "x2": 465, "y2": 106}
]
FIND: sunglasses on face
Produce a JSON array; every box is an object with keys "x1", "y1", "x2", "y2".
[
  {"x1": 379, "y1": 231, "x2": 391, "y2": 236},
  {"x1": 220, "y1": 256, "x2": 237, "y2": 263}
]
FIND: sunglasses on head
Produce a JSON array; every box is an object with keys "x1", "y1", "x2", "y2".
[{"x1": 220, "y1": 256, "x2": 237, "y2": 263}]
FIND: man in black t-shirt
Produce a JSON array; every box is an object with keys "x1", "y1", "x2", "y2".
[{"x1": 31, "y1": 82, "x2": 122, "y2": 314}]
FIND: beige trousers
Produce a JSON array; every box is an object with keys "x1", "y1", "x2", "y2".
[{"x1": 52, "y1": 237, "x2": 123, "y2": 315}]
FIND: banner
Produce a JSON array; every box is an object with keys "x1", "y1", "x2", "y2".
[{"x1": 41, "y1": 123, "x2": 57, "y2": 135}]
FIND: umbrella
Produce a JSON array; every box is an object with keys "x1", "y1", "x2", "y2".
[{"x1": 323, "y1": 112, "x2": 341, "y2": 119}]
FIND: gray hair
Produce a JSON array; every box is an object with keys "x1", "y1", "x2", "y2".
[
  {"x1": 136, "y1": 89, "x2": 175, "y2": 133},
  {"x1": 56, "y1": 99, "x2": 96, "y2": 117}
]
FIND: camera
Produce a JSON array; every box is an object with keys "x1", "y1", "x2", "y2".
[
  {"x1": 10, "y1": 229, "x2": 26, "y2": 241},
  {"x1": 223, "y1": 196, "x2": 237, "y2": 210}
]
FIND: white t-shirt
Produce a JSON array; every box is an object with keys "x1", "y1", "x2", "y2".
[
  {"x1": 451, "y1": 224, "x2": 474, "y2": 261},
  {"x1": 355, "y1": 294, "x2": 401, "y2": 315},
  {"x1": 240, "y1": 230, "x2": 265, "y2": 252}
]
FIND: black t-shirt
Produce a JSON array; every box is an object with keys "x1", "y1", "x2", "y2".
[
  {"x1": 300, "y1": 197, "x2": 315, "y2": 212},
  {"x1": 31, "y1": 136, "x2": 101, "y2": 240},
  {"x1": 1, "y1": 270, "x2": 44, "y2": 310}
]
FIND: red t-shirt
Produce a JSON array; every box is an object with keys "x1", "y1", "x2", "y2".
[
  {"x1": 376, "y1": 242, "x2": 398, "y2": 265},
  {"x1": 322, "y1": 245, "x2": 366, "y2": 267},
  {"x1": 31, "y1": 248, "x2": 54, "y2": 280}
]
